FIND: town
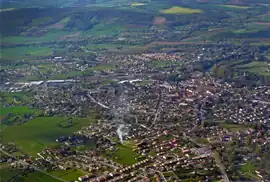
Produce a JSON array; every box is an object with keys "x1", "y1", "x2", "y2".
[{"x1": 1, "y1": 41, "x2": 270, "y2": 182}]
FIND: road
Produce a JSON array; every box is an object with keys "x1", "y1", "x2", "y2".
[
  {"x1": 181, "y1": 133, "x2": 230, "y2": 182},
  {"x1": 87, "y1": 92, "x2": 110, "y2": 109},
  {"x1": 157, "y1": 171, "x2": 167, "y2": 182},
  {"x1": 150, "y1": 88, "x2": 163, "y2": 128},
  {"x1": 0, "y1": 149, "x2": 67, "y2": 182},
  {"x1": 213, "y1": 151, "x2": 230, "y2": 182}
]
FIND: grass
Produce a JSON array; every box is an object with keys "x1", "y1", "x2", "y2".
[
  {"x1": 2, "y1": 30, "x2": 75, "y2": 45},
  {"x1": 150, "y1": 60, "x2": 181, "y2": 68},
  {"x1": 220, "y1": 5, "x2": 249, "y2": 9},
  {"x1": 21, "y1": 171, "x2": 61, "y2": 182},
  {"x1": 83, "y1": 23, "x2": 125, "y2": 36},
  {"x1": 0, "y1": 106, "x2": 39, "y2": 116},
  {"x1": 1, "y1": 117, "x2": 95, "y2": 156},
  {"x1": 163, "y1": 171, "x2": 178, "y2": 178},
  {"x1": 241, "y1": 162, "x2": 255, "y2": 173},
  {"x1": 135, "y1": 80, "x2": 153, "y2": 86},
  {"x1": 49, "y1": 169, "x2": 86, "y2": 181},
  {"x1": 240, "y1": 162, "x2": 260, "y2": 180},
  {"x1": 0, "y1": 167, "x2": 61, "y2": 182},
  {"x1": 88, "y1": 64, "x2": 116, "y2": 71},
  {"x1": 1, "y1": 46, "x2": 53, "y2": 60},
  {"x1": 105, "y1": 144, "x2": 139, "y2": 165},
  {"x1": 49, "y1": 70, "x2": 84, "y2": 80},
  {"x1": 0, "y1": 166, "x2": 19, "y2": 182},
  {"x1": 236, "y1": 61, "x2": 270, "y2": 76},
  {"x1": 131, "y1": 3, "x2": 146, "y2": 6},
  {"x1": 195, "y1": 138, "x2": 209, "y2": 145},
  {"x1": 161, "y1": 6, "x2": 203, "y2": 14},
  {"x1": 0, "y1": 8, "x2": 16, "y2": 12},
  {"x1": 220, "y1": 123, "x2": 247, "y2": 132},
  {"x1": 0, "y1": 92, "x2": 30, "y2": 105}
]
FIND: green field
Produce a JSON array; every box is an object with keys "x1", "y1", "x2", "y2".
[
  {"x1": 0, "y1": 106, "x2": 39, "y2": 116},
  {"x1": 105, "y1": 144, "x2": 138, "y2": 165},
  {"x1": 0, "y1": 8, "x2": 16, "y2": 12},
  {"x1": 131, "y1": 3, "x2": 146, "y2": 6},
  {"x1": 150, "y1": 60, "x2": 181, "y2": 68},
  {"x1": 161, "y1": 6, "x2": 203, "y2": 14},
  {"x1": 1, "y1": 46, "x2": 53, "y2": 60},
  {"x1": 2, "y1": 30, "x2": 76, "y2": 45},
  {"x1": 0, "y1": 92, "x2": 30, "y2": 105},
  {"x1": 236, "y1": 61, "x2": 270, "y2": 76},
  {"x1": 0, "y1": 167, "x2": 61, "y2": 182},
  {"x1": 241, "y1": 162, "x2": 255, "y2": 173},
  {"x1": 220, "y1": 123, "x2": 248, "y2": 132},
  {"x1": 135, "y1": 80, "x2": 153, "y2": 86},
  {"x1": 240, "y1": 162, "x2": 260, "y2": 180},
  {"x1": 0, "y1": 166, "x2": 19, "y2": 182},
  {"x1": 49, "y1": 169, "x2": 85, "y2": 181},
  {"x1": 220, "y1": 5, "x2": 249, "y2": 9},
  {"x1": 1, "y1": 117, "x2": 95, "y2": 156},
  {"x1": 88, "y1": 64, "x2": 116, "y2": 71}
]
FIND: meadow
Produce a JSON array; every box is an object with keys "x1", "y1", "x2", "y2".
[
  {"x1": 220, "y1": 5, "x2": 249, "y2": 9},
  {"x1": 88, "y1": 63, "x2": 116, "y2": 71},
  {"x1": 236, "y1": 61, "x2": 270, "y2": 76},
  {"x1": 1, "y1": 117, "x2": 95, "y2": 156},
  {"x1": 49, "y1": 169, "x2": 86, "y2": 181},
  {"x1": 0, "y1": 167, "x2": 61, "y2": 182},
  {"x1": 150, "y1": 60, "x2": 181, "y2": 68},
  {"x1": 131, "y1": 3, "x2": 146, "y2": 7},
  {"x1": 0, "y1": 92, "x2": 30, "y2": 105},
  {"x1": 220, "y1": 123, "x2": 248, "y2": 132},
  {"x1": 161, "y1": 6, "x2": 203, "y2": 14},
  {"x1": 0, "y1": 106, "x2": 40, "y2": 116},
  {"x1": 105, "y1": 144, "x2": 138, "y2": 165},
  {"x1": 1, "y1": 46, "x2": 53, "y2": 60}
]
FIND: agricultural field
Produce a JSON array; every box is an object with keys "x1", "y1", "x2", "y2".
[
  {"x1": 0, "y1": 106, "x2": 40, "y2": 116},
  {"x1": 236, "y1": 61, "x2": 270, "y2": 76},
  {"x1": 0, "y1": 92, "x2": 30, "y2": 105},
  {"x1": 1, "y1": 46, "x2": 53, "y2": 60},
  {"x1": 161, "y1": 6, "x2": 203, "y2": 14},
  {"x1": 131, "y1": 3, "x2": 146, "y2": 7},
  {"x1": 1, "y1": 117, "x2": 95, "y2": 156},
  {"x1": 0, "y1": 167, "x2": 61, "y2": 182},
  {"x1": 220, "y1": 5, "x2": 249, "y2": 9},
  {"x1": 0, "y1": 166, "x2": 20, "y2": 182}
]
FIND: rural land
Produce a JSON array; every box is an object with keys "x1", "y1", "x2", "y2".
[{"x1": 0, "y1": 0, "x2": 270, "y2": 181}]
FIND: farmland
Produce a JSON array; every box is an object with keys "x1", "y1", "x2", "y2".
[
  {"x1": 1, "y1": 117, "x2": 95, "y2": 156},
  {"x1": 131, "y1": 3, "x2": 146, "y2": 7},
  {"x1": 0, "y1": 92, "x2": 30, "y2": 105},
  {"x1": 220, "y1": 5, "x2": 250, "y2": 9},
  {"x1": 236, "y1": 61, "x2": 270, "y2": 76},
  {"x1": 1, "y1": 46, "x2": 53, "y2": 60},
  {"x1": 161, "y1": 6, "x2": 203, "y2": 14},
  {"x1": 0, "y1": 106, "x2": 40, "y2": 116},
  {"x1": 0, "y1": 166, "x2": 61, "y2": 182}
]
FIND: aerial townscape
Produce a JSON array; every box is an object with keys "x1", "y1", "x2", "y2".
[{"x1": 0, "y1": 0, "x2": 270, "y2": 182}]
